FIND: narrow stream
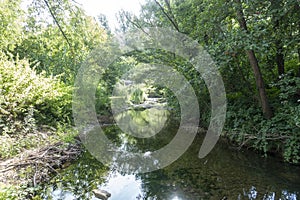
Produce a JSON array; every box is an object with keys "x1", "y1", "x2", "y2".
[{"x1": 39, "y1": 109, "x2": 300, "y2": 199}]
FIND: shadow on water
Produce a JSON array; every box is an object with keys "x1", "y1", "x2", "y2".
[{"x1": 39, "y1": 109, "x2": 300, "y2": 200}]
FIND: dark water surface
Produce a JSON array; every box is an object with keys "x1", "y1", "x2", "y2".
[{"x1": 40, "y1": 109, "x2": 300, "y2": 200}]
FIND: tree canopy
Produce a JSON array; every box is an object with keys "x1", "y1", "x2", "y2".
[
  {"x1": 0, "y1": 0, "x2": 299, "y2": 164},
  {"x1": 118, "y1": 0, "x2": 300, "y2": 163}
]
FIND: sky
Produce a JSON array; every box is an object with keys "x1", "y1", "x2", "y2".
[
  {"x1": 75, "y1": 0, "x2": 145, "y2": 30},
  {"x1": 21, "y1": 0, "x2": 145, "y2": 30}
]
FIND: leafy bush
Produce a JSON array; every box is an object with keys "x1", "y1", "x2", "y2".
[
  {"x1": 0, "y1": 0, "x2": 23, "y2": 52},
  {"x1": 0, "y1": 53, "x2": 72, "y2": 135},
  {"x1": 225, "y1": 71, "x2": 300, "y2": 163},
  {"x1": 0, "y1": 184, "x2": 42, "y2": 200}
]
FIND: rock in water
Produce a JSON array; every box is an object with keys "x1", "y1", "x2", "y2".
[
  {"x1": 143, "y1": 151, "x2": 152, "y2": 157},
  {"x1": 92, "y1": 189, "x2": 111, "y2": 200}
]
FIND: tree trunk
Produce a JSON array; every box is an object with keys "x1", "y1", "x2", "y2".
[
  {"x1": 235, "y1": 0, "x2": 273, "y2": 119},
  {"x1": 299, "y1": 48, "x2": 300, "y2": 63},
  {"x1": 275, "y1": 43, "x2": 285, "y2": 76},
  {"x1": 272, "y1": 4, "x2": 284, "y2": 76}
]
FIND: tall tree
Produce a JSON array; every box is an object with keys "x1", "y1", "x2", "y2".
[
  {"x1": 234, "y1": 0, "x2": 273, "y2": 119},
  {"x1": 14, "y1": 0, "x2": 107, "y2": 82}
]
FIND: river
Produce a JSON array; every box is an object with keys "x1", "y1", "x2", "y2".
[{"x1": 38, "y1": 108, "x2": 300, "y2": 199}]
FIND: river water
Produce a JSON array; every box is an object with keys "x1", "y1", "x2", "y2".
[{"x1": 39, "y1": 109, "x2": 300, "y2": 200}]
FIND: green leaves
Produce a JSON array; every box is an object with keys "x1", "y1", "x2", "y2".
[
  {"x1": 225, "y1": 71, "x2": 300, "y2": 163},
  {"x1": 0, "y1": 53, "x2": 72, "y2": 135},
  {"x1": 0, "y1": 0, "x2": 24, "y2": 52},
  {"x1": 13, "y1": 0, "x2": 108, "y2": 83}
]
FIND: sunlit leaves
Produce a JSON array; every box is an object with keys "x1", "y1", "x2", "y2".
[{"x1": 0, "y1": 0, "x2": 24, "y2": 51}]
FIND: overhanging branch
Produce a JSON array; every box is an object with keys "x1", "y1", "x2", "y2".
[{"x1": 43, "y1": 0, "x2": 72, "y2": 47}]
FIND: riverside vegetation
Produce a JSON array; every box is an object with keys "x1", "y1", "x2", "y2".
[{"x1": 0, "y1": 0, "x2": 299, "y2": 199}]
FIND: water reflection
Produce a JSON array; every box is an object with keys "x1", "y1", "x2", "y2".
[
  {"x1": 98, "y1": 173, "x2": 142, "y2": 200},
  {"x1": 81, "y1": 108, "x2": 199, "y2": 174},
  {"x1": 41, "y1": 144, "x2": 300, "y2": 199},
  {"x1": 40, "y1": 111, "x2": 300, "y2": 199},
  {"x1": 115, "y1": 108, "x2": 169, "y2": 138},
  {"x1": 245, "y1": 186, "x2": 257, "y2": 199}
]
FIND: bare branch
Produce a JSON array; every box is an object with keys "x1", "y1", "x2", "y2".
[
  {"x1": 43, "y1": 0, "x2": 72, "y2": 47},
  {"x1": 122, "y1": 11, "x2": 149, "y2": 35},
  {"x1": 154, "y1": 0, "x2": 180, "y2": 32}
]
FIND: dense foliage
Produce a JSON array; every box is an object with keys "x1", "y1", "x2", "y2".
[
  {"x1": 0, "y1": 0, "x2": 299, "y2": 198},
  {"x1": 0, "y1": 0, "x2": 110, "y2": 197},
  {"x1": 118, "y1": 0, "x2": 300, "y2": 163},
  {"x1": 0, "y1": 0, "x2": 108, "y2": 135},
  {"x1": 0, "y1": 0, "x2": 23, "y2": 51},
  {"x1": 0, "y1": 0, "x2": 299, "y2": 170},
  {"x1": 0, "y1": 53, "x2": 72, "y2": 134},
  {"x1": 14, "y1": 0, "x2": 107, "y2": 83}
]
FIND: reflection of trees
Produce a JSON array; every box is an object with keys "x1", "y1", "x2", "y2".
[
  {"x1": 39, "y1": 128, "x2": 300, "y2": 200},
  {"x1": 135, "y1": 161, "x2": 216, "y2": 199},
  {"x1": 115, "y1": 108, "x2": 170, "y2": 138},
  {"x1": 102, "y1": 115, "x2": 181, "y2": 174},
  {"x1": 40, "y1": 152, "x2": 109, "y2": 200},
  {"x1": 41, "y1": 116, "x2": 299, "y2": 199},
  {"x1": 135, "y1": 136, "x2": 300, "y2": 199},
  {"x1": 136, "y1": 163, "x2": 300, "y2": 200}
]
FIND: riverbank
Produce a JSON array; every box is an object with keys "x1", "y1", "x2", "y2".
[
  {"x1": 34, "y1": 121, "x2": 300, "y2": 199},
  {"x1": 0, "y1": 127, "x2": 81, "y2": 199},
  {"x1": 0, "y1": 114, "x2": 298, "y2": 199},
  {"x1": 0, "y1": 114, "x2": 118, "y2": 199}
]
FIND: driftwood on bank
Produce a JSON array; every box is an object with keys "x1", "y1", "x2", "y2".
[{"x1": 0, "y1": 140, "x2": 82, "y2": 186}]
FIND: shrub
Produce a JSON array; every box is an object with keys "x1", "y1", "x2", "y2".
[
  {"x1": 225, "y1": 71, "x2": 300, "y2": 163},
  {"x1": 0, "y1": 53, "x2": 72, "y2": 135}
]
